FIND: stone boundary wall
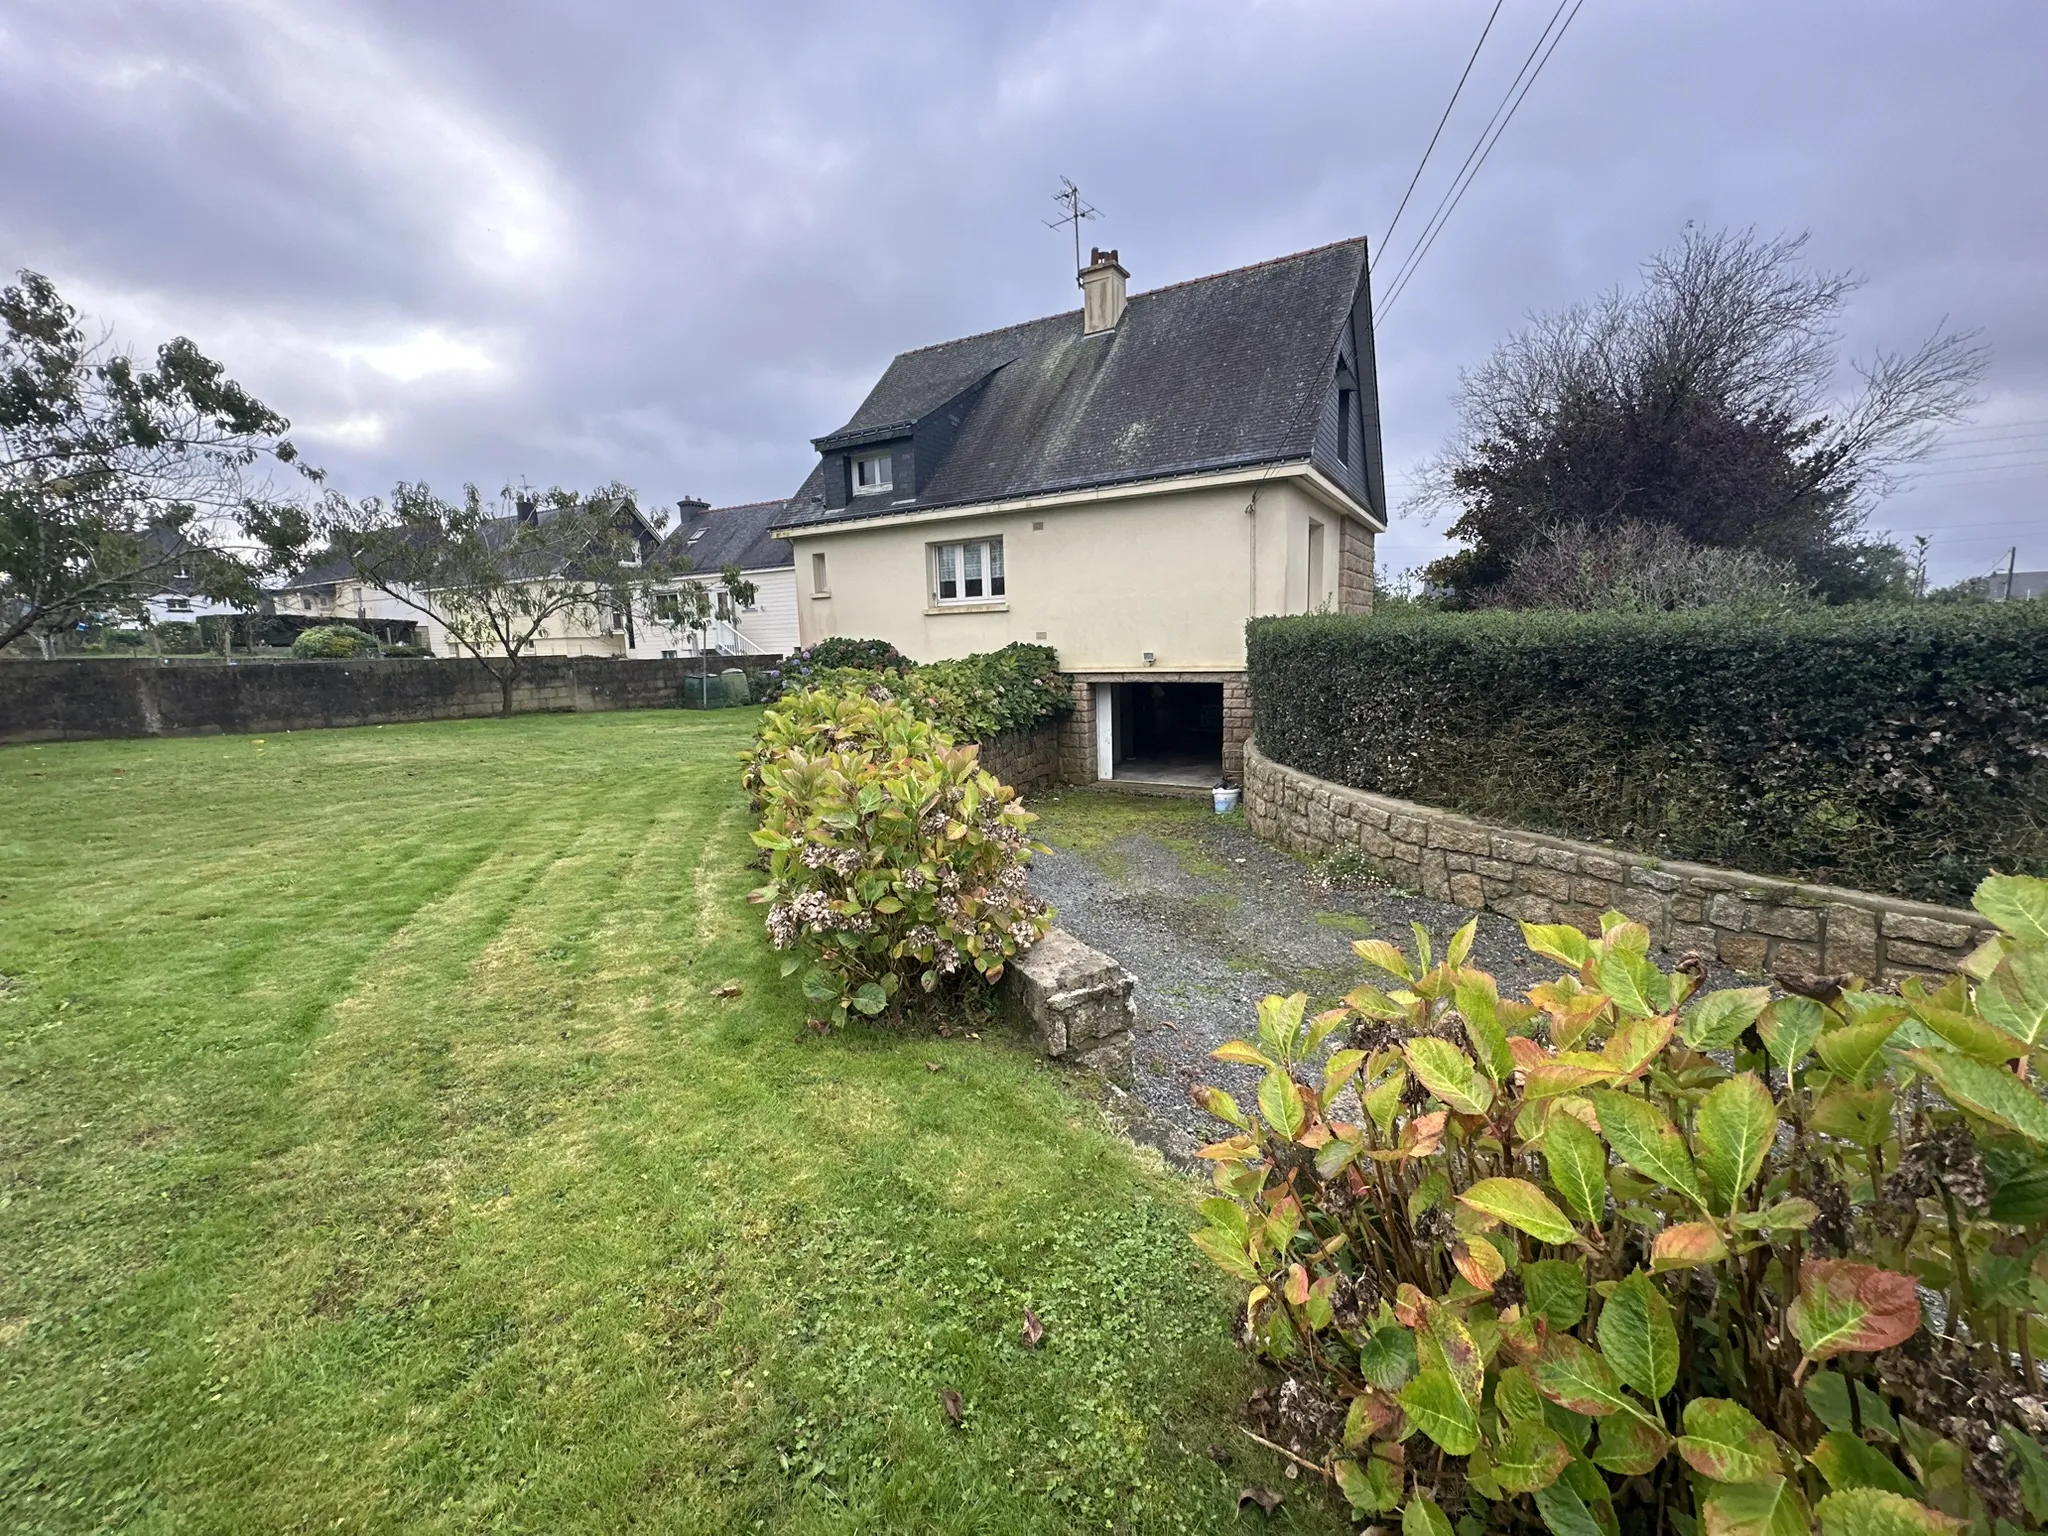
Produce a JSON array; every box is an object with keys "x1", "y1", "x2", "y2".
[
  {"x1": 0, "y1": 654, "x2": 782, "y2": 745},
  {"x1": 973, "y1": 720, "x2": 1062, "y2": 793},
  {"x1": 1243, "y1": 738, "x2": 1993, "y2": 981}
]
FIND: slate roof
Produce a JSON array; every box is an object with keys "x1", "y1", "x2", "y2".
[
  {"x1": 775, "y1": 237, "x2": 1371, "y2": 531},
  {"x1": 660, "y1": 499, "x2": 797, "y2": 573}
]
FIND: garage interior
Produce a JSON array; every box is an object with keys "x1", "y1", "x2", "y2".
[{"x1": 1109, "y1": 681, "x2": 1224, "y2": 786}]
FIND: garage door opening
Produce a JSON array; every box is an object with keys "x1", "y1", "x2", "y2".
[{"x1": 1108, "y1": 681, "x2": 1224, "y2": 787}]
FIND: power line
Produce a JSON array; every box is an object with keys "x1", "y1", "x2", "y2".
[
  {"x1": 1374, "y1": 0, "x2": 1506, "y2": 273},
  {"x1": 1376, "y1": 0, "x2": 1589, "y2": 326}
]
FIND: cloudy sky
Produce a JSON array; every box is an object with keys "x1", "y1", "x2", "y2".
[{"x1": 4, "y1": 0, "x2": 2043, "y2": 585}]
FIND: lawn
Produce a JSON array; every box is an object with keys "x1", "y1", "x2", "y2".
[{"x1": 0, "y1": 710, "x2": 1339, "y2": 1534}]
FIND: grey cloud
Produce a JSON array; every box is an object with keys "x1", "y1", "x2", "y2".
[{"x1": 2, "y1": 0, "x2": 2040, "y2": 580}]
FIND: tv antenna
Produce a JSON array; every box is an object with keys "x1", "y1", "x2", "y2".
[{"x1": 1044, "y1": 177, "x2": 1100, "y2": 282}]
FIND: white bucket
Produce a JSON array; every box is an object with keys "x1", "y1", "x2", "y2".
[{"x1": 1213, "y1": 786, "x2": 1241, "y2": 814}]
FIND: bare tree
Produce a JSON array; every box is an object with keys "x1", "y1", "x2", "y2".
[
  {"x1": 1409, "y1": 228, "x2": 1985, "y2": 602},
  {"x1": 0, "y1": 271, "x2": 318, "y2": 654},
  {"x1": 324, "y1": 482, "x2": 691, "y2": 714}
]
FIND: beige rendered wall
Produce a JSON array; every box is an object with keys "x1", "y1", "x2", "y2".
[{"x1": 787, "y1": 475, "x2": 1356, "y2": 671}]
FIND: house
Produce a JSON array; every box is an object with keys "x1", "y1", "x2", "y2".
[
  {"x1": 630, "y1": 497, "x2": 799, "y2": 658},
  {"x1": 277, "y1": 493, "x2": 797, "y2": 659},
  {"x1": 1980, "y1": 568, "x2": 2046, "y2": 602},
  {"x1": 772, "y1": 238, "x2": 1386, "y2": 786}
]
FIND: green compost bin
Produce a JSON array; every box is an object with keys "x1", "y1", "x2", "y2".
[{"x1": 720, "y1": 668, "x2": 751, "y2": 705}]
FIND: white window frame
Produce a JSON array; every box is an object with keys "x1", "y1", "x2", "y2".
[
  {"x1": 931, "y1": 537, "x2": 1005, "y2": 606},
  {"x1": 852, "y1": 451, "x2": 893, "y2": 495}
]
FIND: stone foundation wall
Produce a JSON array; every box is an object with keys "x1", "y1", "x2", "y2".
[
  {"x1": 0, "y1": 654, "x2": 782, "y2": 744},
  {"x1": 1243, "y1": 738, "x2": 1992, "y2": 981},
  {"x1": 1053, "y1": 672, "x2": 1251, "y2": 785},
  {"x1": 974, "y1": 720, "x2": 1063, "y2": 793},
  {"x1": 1338, "y1": 519, "x2": 1375, "y2": 614}
]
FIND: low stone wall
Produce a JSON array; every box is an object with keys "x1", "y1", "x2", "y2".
[
  {"x1": 974, "y1": 720, "x2": 1063, "y2": 792},
  {"x1": 0, "y1": 654, "x2": 782, "y2": 744},
  {"x1": 1002, "y1": 927, "x2": 1135, "y2": 1077},
  {"x1": 1243, "y1": 738, "x2": 1993, "y2": 981}
]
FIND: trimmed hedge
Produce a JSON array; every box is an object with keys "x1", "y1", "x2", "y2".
[{"x1": 1247, "y1": 603, "x2": 2048, "y2": 905}]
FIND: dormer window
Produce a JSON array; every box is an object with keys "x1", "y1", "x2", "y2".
[{"x1": 852, "y1": 452, "x2": 893, "y2": 495}]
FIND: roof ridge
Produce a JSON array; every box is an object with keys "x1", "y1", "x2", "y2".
[
  {"x1": 1131, "y1": 235, "x2": 1368, "y2": 302},
  {"x1": 887, "y1": 235, "x2": 1368, "y2": 360},
  {"x1": 704, "y1": 497, "x2": 792, "y2": 514}
]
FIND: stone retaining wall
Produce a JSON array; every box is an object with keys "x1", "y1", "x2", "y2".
[
  {"x1": 1243, "y1": 738, "x2": 1993, "y2": 981},
  {"x1": 973, "y1": 720, "x2": 1062, "y2": 793},
  {"x1": 0, "y1": 654, "x2": 782, "y2": 744}
]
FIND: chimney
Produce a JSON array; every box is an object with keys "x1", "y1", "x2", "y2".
[
  {"x1": 676, "y1": 495, "x2": 711, "y2": 526},
  {"x1": 1079, "y1": 247, "x2": 1128, "y2": 334},
  {"x1": 515, "y1": 495, "x2": 539, "y2": 527}
]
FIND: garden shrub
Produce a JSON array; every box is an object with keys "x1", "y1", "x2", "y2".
[
  {"x1": 1191, "y1": 872, "x2": 2048, "y2": 1534},
  {"x1": 151, "y1": 620, "x2": 202, "y2": 653},
  {"x1": 289, "y1": 624, "x2": 380, "y2": 659},
  {"x1": 744, "y1": 681, "x2": 1053, "y2": 1026},
  {"x1": 784, "y1": 636, "x2": 912, "y2": 681},
  {"x1": 1247, "y1": 604, "x2": 2048, "y2": 905},
  {"x1": 770, "y1": 643, "x2": 1071, "y2": 743}
]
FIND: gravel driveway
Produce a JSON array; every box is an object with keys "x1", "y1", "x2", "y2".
[{"x1": 1024, "y1": 786, "x2": 1733, "y2": 1166}]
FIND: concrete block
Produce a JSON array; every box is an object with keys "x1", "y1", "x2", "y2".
[
  {"x1": 1886, "y1": 938, "x2": 1970, "y2": 971},
  {"x1": 1708, "y1": 894, "x2": 1749, "y2": 930},
  {"x1": 1773, "y1": 941, "x2": 1822, "y2": 971},
  {"x1": 1751, "y1": 905, "x2": 1820, "y2": 941},
  {"x1": 1822, "y1": 904, "x2": 1880, "y2": 977},
  {"x1": 1880, "y1": 912, "x2": 1977, "y2": 949},
  {"x1": 1718, "y1": 931, "x2": 1770, "y2": 971},
  {"x1": 1429, "y1": 823, "x2": 1494, "y2": 857},
  {"x1": 1003, "y1": 928, "x2": 1135, "y2": 1064}
]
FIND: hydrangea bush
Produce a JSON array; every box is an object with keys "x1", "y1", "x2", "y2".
[
  {"x1": 745, "y1": 681, "x2": 1052, "y2": 1025},
  {"x1": 1192, "y1": 873, "x2": 2048, "y2": 1535}
]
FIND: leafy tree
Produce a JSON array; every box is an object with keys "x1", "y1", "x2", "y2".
[
  {"x1": 0, "y1": 270, "x2": 318, "y2": 656},
  {"x1": 323, "y1": 482, "x2": 690, "y2": 714},
  {"x1": 1412, "y1": 229, "x2": 1984, "y2": 604}
]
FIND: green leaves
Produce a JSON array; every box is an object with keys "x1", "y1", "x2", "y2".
[
  {"x1": 1683, "y1": 986, "x2": 1773, "y2": 1051},
  {"x1": 1402, "y1": 1495, "x2": 1455, "y2": 1536},
  {"x1": 1399, "y1": 1367, "x2": 1479, "y2": 1455},
  {"x1": 1759, "y1": 996, "x2": 1825, "y2": 1073},
  {"x1": 1454, "y1": 969, "x2": 1514, "y2": 1081},
  {"x1": 1529, "y1": 1332, "x2": 1650, "y2": 1423},
  {"x1": 1587, "y1": 1089, "x2": 1705, "y2": 1208},
  {"x1": 1815, "y1": 1017, "x2": 1902, "y2": 1087},
  {"x1": 1789, "y1": 1261, "x2": 1922, "y2": 1367},
  {"x1": 1977, "y1": 872, "x2": 2048, "y2": 946},
  {"x1": 1598, "y1": 946, "x2": 1669, "y2": 1018},
  {"x1": 1489, "y1": 1420, "x2": 1572, "y2": 1494},
  {"x1": 1457, "y1": 1177, "x2": 1579, "y2": 1245},
  {"x1": 1597, "y1": 1271, "x2": 1678, "y2": 1401},
  {"x1": 1696, "y1": 1072, "x2": 1777, "y2": 1213},
  {"x1": 1543, "y1": 1110, "x2": 1610, "y2": 1225},
  {"x1": 1702, "y1": 1477, "x2": 1813, "y2": 1536},
  {"x1": 1590, "y1": 1412, "x2": 1671, "y2": 1477},
  {"x1": 1257, "y1": 1070, "x2": 1307, "y2": 1141},
  {"x1": 1813, "y1": 1487, "x2": 1966, "y2": 1535},
  {"x1": 1521, "y1": 922, "x2": 1592, "y2": 969},
  {"x1": 1523, "y1": 1259, "x2": 1589, "y2": 1330},
  {"x1": 1357, "y1": 1323, "x2": 1419, "y2": 1390},
  {"x1": 1678, "y1": 1398, "x2": 1783, "y2": 1483},
  {"x1": 1904, "y1": 1048, "x2": 2048, "y2": 1145},
  {"x1": 1808, "y1": 1432, "x2": 1919, "y2": 1498},
  {"x1": 1404, "y1": 1036, "x2": 1494, "y2": 1115}
]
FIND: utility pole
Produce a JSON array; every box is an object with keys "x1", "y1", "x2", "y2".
[
  {"x1": 1044, "y1": 178, "x2": 1100, "y2": 283},
  {"x1": 2005, "y1": 546, "x2": 2019, "y2": 602}
]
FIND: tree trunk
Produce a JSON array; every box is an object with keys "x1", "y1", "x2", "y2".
[{"x1": 499, "y1": 669, "x2": 515, "y2": 716}]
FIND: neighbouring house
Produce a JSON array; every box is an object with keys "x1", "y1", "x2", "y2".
[
  {"x1": 276, "y1": 492, "x2": 795, "y2": 659},
  {"x1": 631, "y1": 497, "x2": 799, "y2": 658},
  {"x1": 772, "y1": 237, "x2": 1387, "y2": 786}
]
